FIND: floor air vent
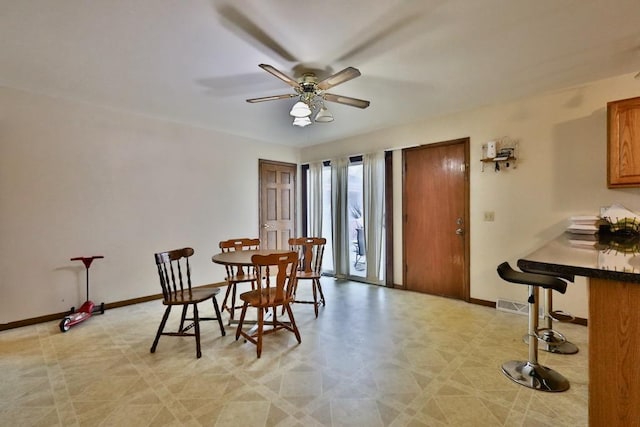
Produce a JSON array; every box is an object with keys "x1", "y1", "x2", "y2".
[{"x1": 496, "y1": 298, "x2": 529, "y2": 315}]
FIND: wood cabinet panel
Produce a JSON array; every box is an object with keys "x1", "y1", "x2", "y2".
[
  {"x1": 589, "y1": 278, "x2": 640, "y2": 427},
  {"x1": 608, "y1": 96, "x2": 640, "y2": 188}
]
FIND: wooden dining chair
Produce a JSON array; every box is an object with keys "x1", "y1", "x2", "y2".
[
  {"x1": 218, "y1": 238, "x2": 260, "y2": 322},
  {"x1": 235, "y1": 251, "x2": 301, "y2": 358},
  {"x1": 151, "y1": 247, "x2": 225, "y2": 358},
  {"x1": 288, "y1": 237, "x2": 326, "y2": 317}
]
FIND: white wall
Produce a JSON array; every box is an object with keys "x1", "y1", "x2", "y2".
[
  {"x1": 4, "y1": 72, "x2": 640, "y2": 325},
  {"x1": 0, "y1": 87, "x2": 299, "y2": 324},
  {"x1": 300, "y1": 72, "x2": 640, "y2": 319}
]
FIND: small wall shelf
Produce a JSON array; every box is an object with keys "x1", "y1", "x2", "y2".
[
  {"x1": 480, "y1": 156, "x2": 516, "y2": 172},
  {"x1": 481, "y1": 137, "x2": 519, "y2": 172}
]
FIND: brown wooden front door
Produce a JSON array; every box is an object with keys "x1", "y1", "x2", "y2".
[
  {"x1": 402, "y1": 139, "x2": 469, "y2": 300},
  {"x1": 259, "y1": 159, "x2": 297, "y2": 250}
]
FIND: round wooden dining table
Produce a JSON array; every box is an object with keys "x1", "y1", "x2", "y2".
[
  {"x1": 211, "y1": 249, "x2": 293, "y2": 266},
  {"x1": 211, "y1": 249, "x2": 296, "y2": 329}
]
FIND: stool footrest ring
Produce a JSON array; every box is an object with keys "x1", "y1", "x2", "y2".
[
  {"x1": 538, "y1": 328, "x2": 567, "y2": 346},
  {"x1": 549, "y1": 310, "x2": 575, "y2": 322},
  {"x1": 522, "y1": 330, "x2": 580, "y2": 354}
]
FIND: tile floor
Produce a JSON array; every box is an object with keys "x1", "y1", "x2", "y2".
[{"x1": 0, "y1": 279, "x2": 589, "y2": 426}]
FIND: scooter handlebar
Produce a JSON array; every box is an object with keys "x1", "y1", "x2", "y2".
[
  {"x1": 70, "y1": 256, "x2": 104, "y2": 261},
  {"x1": 70, "y1": 256, "x2": 104, "y2": 268}
]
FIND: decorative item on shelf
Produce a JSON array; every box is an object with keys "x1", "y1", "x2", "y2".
[
  {"x1": 598, "y1": 233, "x2": 640, "y2": 254},
  {"x1": 605, "y1": 217, "x2": 640, "y2": 235},
  {"x1": 601, "y1": 204, "x2": 640, "y2": 236},
  {"x1": 596, "y1": 232, "x2": 640, "y2": 273},
  {"x1": 481, "y1": 137, "x2": 519, "y2": 172}
]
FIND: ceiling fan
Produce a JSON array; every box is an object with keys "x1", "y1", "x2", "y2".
[{"x1": 246, "y1": 64, "x2": 370, "y2": 126}]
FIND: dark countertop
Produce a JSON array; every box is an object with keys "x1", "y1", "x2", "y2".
[{"x1": 518, "y1": 232, "x2": 640, "y2": 284}]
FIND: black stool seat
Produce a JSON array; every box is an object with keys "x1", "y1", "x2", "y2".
[
  {"x1": 497, "y1": 262, "x2": 567, "y2": 293},
  {"x1": 497, "y1": 262, "x2": 570, "y2": 392},
  {"x1": 516, "y1": 264, "x2": 575, "y2": 283}
]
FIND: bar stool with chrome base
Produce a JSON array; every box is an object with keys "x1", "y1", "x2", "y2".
[
  {"x1": 518, "y1": 264, "x2": 579, "y2": 355},
  {"x1": 497, "y1": 262, "x2": 570, "y2": 392}
]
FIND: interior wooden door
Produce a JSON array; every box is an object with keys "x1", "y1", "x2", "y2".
[
  {"x1": 403, "y1": 139, "x2": 469, "y2": 300},
  {"x1": 259, "y1": 160, "x2": 297, "y2": 250}
]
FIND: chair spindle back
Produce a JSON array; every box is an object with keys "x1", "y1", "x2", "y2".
[{"x1": 154, "y1": 247, "x2": 194, "y2": 301}]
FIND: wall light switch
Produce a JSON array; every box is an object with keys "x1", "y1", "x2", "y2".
[{"x1": 484, "y1": 211, "x2": 495, "y2": 222}]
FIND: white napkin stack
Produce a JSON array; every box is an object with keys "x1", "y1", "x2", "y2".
[{"x1": 567, "y1": 215, "x2": 600, "y2": 235}]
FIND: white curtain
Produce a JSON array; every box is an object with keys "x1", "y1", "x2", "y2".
[
  {"x1": 363, "y1": 152, "x2": 385, "y2": 283},
  {"x1": 307, "y1": 161, "x2": 323, "y2": 237},
  {"x1": 331, "y1": 157, "x2": 350, "y2": 278}
]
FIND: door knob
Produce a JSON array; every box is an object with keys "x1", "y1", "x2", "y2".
[{"x1": 455, "y1": 228, "x2": 464, "y2": 235}]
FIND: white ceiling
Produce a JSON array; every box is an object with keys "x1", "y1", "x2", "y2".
[{"x1": 2, "y1": 0, "x2": 640, "y2": 147}]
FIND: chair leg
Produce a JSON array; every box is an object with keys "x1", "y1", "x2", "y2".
[
  {"x1": 179, "y1": 305, "x2": 188, "y2": 332},
  {"x1": 256, "y1": 308, "x2": 265, "y2": 358},
  {"x1": 312, "y1": 280, "x2": 319, "y2": 318},
  {"x1": 193, "y1": 304, "x2": 201, "y2": 358},
  {"x1": 221, "y1": 283, "x2": 233, "y2": 315},
  {"x1": 235, "y1": 303, "x2": 248, "y2": 340},
  {"x1": 316, "y1": 278, "x2": 325, "y2": 306},
  {"x1": 285, "y1": 303, "x2": 302, "y2": 343},
  {"x1": 230, "y1": 284, "x2": 237, "y2": 321},
  {"x1": 150, "y1": 305, "x2": 171, "y2": 353},
  {"x1": 212, "y1": 296, "x2": 226, "y2": 336}
]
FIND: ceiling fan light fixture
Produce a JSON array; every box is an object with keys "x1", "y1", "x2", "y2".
[
  {"x1": 292, "y1": 116, "x2": 312, "y2": 127},
  {"x1": 289, "y1": 101, "x2": 312, "y2": 117},
  {"x1": 314, "y1": 106, "x2": 334, "y2": 123}
]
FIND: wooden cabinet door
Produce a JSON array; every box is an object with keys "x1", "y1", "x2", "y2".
[{"x1": 608, "y1": 96, "x2": 640, "y2": 188}]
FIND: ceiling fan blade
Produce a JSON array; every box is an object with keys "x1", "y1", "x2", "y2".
[
  {"x1": 217, "y1": 4, "x2": 297, "y2": 62},
  {"x1": 317, "y1": 67, "x2": 361, "y2": 91},
  {"x1": 246, "y1": 93, "x2": 297, "y2": 103},
  {"x1": 259, "y1": 64, "x2": 300, "y2": 89},
  {"x1": 324, "y1": 93, "x2": 370, "y2": 109},
  {"x1": 332, "y1": 3, "x2": 425, "y2": 63}
]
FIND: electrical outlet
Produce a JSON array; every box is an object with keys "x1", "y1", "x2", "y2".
[{"x1": 484, "y1": 211, "x2": 495, "y2": 222}]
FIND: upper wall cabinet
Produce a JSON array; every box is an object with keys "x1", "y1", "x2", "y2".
[{"x1": 608, "y1": 96, "x2": 640, "y2": 188}]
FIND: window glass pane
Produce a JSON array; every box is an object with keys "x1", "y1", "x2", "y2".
[
  {"x1": 348, "y1": 162, "x2": 365, "y2": 278},
  {"x1": 321, "y1": 165, "x2": 333, "y2": 272}
]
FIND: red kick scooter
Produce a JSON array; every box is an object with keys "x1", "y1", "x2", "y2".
[{"x1": 59, "y1": 255, "x2": 105, "y2": 332}]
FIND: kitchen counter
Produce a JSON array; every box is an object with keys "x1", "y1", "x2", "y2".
[
  {"x1": 518, "y1": 232, "x2": 640, "y2": 283},
  {"x1": 518, "y1": 232, "x2": 640, "y2": 427}
]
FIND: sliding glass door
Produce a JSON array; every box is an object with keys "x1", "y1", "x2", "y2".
[{"x1": 305, "y1": 155, "x2": 385, "y2": 284}]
